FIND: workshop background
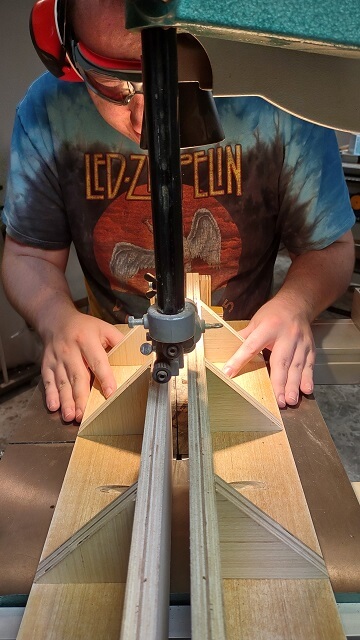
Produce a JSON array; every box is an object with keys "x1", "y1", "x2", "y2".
[{"x1": 0, "y1": 0, "x2": 359, "y2": 482}]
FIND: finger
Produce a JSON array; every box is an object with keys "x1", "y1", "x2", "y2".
[
  {"x1": 54, "y1": 367, "x2": 76, "y2": 422},
  {"x1": 284, "y1": 337, "x2": 315, "y2": 403},
  {"x1": 223, "y1": 328, "x2": 265, "y2": 377},
  {"x1": 42, "y1": 367, "x2": 60, "y2": 413},
  {"x1": 283, "y1": 346, "x2": 307, "y2": 406},
  {"x1": 268, "y1": 341, "x2": 297, "y2": 408},
  {"x1": 300, "y1": 351, "x2": 316, "y2": 396},
  {"x1": 64, "y1": 356, "x2": 91, "y2": 423},
  {"x1": 237, "y1": 323, "x2": 253, "y2": 341},
  {"x1": 102, "y1": 325, "x2": 124, "y2": 350},
  {"x1": 82, "y1": 344, "x2": 117, "y2": 399}
]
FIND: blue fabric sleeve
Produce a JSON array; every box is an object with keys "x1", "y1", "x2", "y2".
[
  {"x1": 2, "y1": 96, "x2": 71, "y2": 249},
  {"x1": 279, "y1": 117, "x2": 355, "y2": 254}
]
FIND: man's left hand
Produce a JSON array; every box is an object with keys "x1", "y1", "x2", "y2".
[{"x1": 222, "y1": 296, "x2": 316, "y2": 408}]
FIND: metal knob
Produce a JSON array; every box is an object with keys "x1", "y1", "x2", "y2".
[{"x1": 128, "y1": 316, "x2": 144, "y2": 328}]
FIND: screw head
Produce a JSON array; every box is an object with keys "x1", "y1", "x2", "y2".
[{"x1": 140, "y1": 342, "x2": 153, "y2": 356}]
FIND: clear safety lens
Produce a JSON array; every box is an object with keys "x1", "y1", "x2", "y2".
[{"x1": 84, "y1": 69, "x2": 136, "y2": 103}]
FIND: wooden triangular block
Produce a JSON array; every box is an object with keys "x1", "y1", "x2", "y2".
[
  {"x1": 215, "y1": 476, "x2": 327, "y2": 579},
  {"x1": 200, "y1": 302, "x2": 263, "y2": 364},
  {"x1": 79, "y1": 363, "x2": 151, "y2": 437},
  {"x1": 200, "y1": 302, "x2": 282, "y2": 430},
  {"x1": 108, "y1": 325, "x2": 149, "y2": 366},
  {"x1": 206, "y1": 361, "x2": 282, "y2": 431},
  {"x1": 35, "y1": 484, "x2": 137, "y2": 585}
]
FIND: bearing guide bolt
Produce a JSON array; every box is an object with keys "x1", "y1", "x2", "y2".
[{"x1": 204, "y1": 322, "x2": 223, "y2": 330}]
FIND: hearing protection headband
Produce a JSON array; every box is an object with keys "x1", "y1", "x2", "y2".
[{"x1": 30, "y1": 0, "x2": 143, "y2": 103}]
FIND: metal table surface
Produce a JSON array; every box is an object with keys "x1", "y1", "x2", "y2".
[{"x1": 282, "y1": 395, "x2": 360, "y2": 595}]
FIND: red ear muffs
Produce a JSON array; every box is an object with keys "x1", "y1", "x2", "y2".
[{"x1": 30, "y1": 0, "x2": 82, "y2": 82}]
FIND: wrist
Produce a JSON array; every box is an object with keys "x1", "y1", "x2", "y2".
[
  {"x1": 36, "y1": 293, "x2": 79, "y2": 341},
  {"x1": 272, "y1": 288, "x2": 314, "y2": 324}
]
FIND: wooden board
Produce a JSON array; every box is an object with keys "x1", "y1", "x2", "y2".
[
  {"x1": 17, "y1": 314, "x2": 173, "y2": 639},
  {"x1": 17, "y1": 584, "x2": 124, "y2": 640},
  {"x1": 223, "y1": 579, "x2": 345, "y2": 640},
  {"x1": 107, "y1": 325, "x2": 149, "y2": 366}
]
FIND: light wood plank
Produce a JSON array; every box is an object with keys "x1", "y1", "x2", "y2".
[
  {"x1": 17, "y1": 584, "x2": 125, "y2": 640},
  {"x1": 120, "y1": 379, "x2": 172, "y2": 640},
  {"x1": 223, "y1": 579, "x2": 346, "y2": 640},
  {"x1": 17, "y1": 273, "x2": 348, "y2": 640}
]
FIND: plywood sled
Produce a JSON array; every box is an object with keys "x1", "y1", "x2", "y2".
[{"x1": 17, "y1": 274, "x2": 345, "y2": 640}]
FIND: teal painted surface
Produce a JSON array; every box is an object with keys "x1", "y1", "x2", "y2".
[
  {"x1": 335, "y1": 592, "x2": 360, "y2": 603},
  {"x1": 128, "y1": 0, "x2": 360, "y2": 48},
  {"x1": 0, "y1": 594, "x2": 28, "y2": 607}
]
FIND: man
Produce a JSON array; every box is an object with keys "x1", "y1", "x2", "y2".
[{"x1": 1, "y1": 0, "x2": 355, "y2": 423}]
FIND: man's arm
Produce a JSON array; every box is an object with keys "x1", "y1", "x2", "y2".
[
  {"x1": 1, "y1": 236, "x2": 122, "y2": 422},
  {"x1": 223, "y1": 230, "x2": 355, "y2": 407}
]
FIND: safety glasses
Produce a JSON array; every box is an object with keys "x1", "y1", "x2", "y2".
[{"x1": 70, "y1": 38, "x2": 143, "y2": 105}]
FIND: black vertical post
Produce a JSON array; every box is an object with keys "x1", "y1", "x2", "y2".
[{"x1": 141, "y1": 27, "x2": 185, "y2": 315}]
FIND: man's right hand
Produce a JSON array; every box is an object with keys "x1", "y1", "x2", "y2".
[
  {"x1": 41, "y1": 309, "x2": 123, "y2": 422},
  {"x1": 2, "y1": 236, "x2": 122, "y2": 423}
]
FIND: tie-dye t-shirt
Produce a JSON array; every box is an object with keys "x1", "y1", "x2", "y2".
[{"x1": 2, "y1": 73, "x2": 355, "y2": 322}]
